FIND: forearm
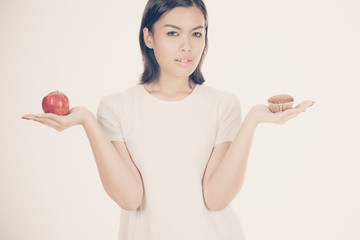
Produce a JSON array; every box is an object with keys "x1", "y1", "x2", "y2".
[
  {"x1": 205, "y1": 110, "x2": 258, "y2": 210},
  {"x1": 82, "y1": 112, "x2": 143, "y2": 210}
]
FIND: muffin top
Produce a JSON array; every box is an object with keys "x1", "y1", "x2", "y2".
[{"x1": 268, "y1": 94, "x2": 294, "y2": 104}]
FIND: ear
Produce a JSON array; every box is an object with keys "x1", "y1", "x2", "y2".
[{"x1": 143, "y1": 27, "x2": 153, "y2": 49}]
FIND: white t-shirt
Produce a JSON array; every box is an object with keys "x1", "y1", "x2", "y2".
[{"x1": 97, "y1": 83, "x2": 245, "y2": 240}]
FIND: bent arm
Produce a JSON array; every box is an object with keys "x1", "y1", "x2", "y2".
[
  {"x1": 203, "y1": 112, "x2": 257, "y2": 211},
  {"x1": 203, "y1": 101, "x2": 313, "y2": 211},
  {"x1": 83, "y1": 112, "x2": 143, "y2": 210},
  {"x1": 23, "y1": 107, "x2": 144, "y2": 210}
]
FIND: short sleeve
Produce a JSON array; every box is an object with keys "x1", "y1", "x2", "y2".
[
  {"x1": 97, "y1": 97, "x2": 124, "y2": 142},
  {"x1": 214, "y1": 93, "x2": 242, "y2": 146}
]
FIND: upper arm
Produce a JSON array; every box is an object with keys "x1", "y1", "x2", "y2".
[
  {"x1": 202, "y1": 142, "x2": 231, "y2": 189},
  {"x1": 111, "y1": 141, "x2": 143, "y2": 186}
]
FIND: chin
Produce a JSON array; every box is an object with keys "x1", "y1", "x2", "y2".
[
  {"x1": 160, "y1": 65, "x2": 197, "y2": 80},
  {"x1": 175, "y1": 68, "x2": 197, "y2": 79}
]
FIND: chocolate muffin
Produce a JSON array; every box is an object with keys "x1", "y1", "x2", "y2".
[{"x1": 268, "y1": 94, "x2": 294, "y2": 113}]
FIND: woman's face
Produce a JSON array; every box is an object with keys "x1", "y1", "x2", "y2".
[{"x1": 144, "y1": 6, "x2": 206, "y2": 82}]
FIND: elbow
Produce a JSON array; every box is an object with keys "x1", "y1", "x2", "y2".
[
  {"x1": 119, "y1": 199, "x2": 142, "y2": 210},
  {"x1": 122, "y1": 188, "x2": 144, "y2": 210},
  {"x1": 117, "y1": 195, "x2": 143, "y2": 210},
  {"x1": 204, "y1": 198, "x2": 228, "y2": 211},
  {"x1": 202, "y1": 179, "x2": 244, "y2": 211},
  {"x1": 108, "y1": 185, "x2": 144, "y2": 210},
  {"x1": 203, "y1": 188, "x2": 228, "y2": 211}
]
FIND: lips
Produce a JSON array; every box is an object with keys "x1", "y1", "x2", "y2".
[{"x1": 175, "y1": 59, "x2": 193, "y2": 63}]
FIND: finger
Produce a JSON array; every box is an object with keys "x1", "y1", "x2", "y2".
[
  {"x1": 279, "y1": 110, "x2": 302, "y2": 123},
  {"x1": 281, "y1": 111, "x2": 302, "y2": 123},
  {"x1": 33, "y1": 117, "x2": 63, "y2": 131},
  {"x1": 22, "y1": 114, "x2": 37, "y2": 120},
  {"x1": 22, "y1": 113, "x2": 62, "y2": 121},
  {"x1": 35, "y1": 113, "x2": 70, "y2": 127},
  {"x1": 275, "y1": 108, "x2": 301, "y2": 118},
  {"x1": 35, "y1": 113, "x2": 63, "y2": 122},
  {"x1": 294, "y1": 100, "x2": 315, "y2": 111}
]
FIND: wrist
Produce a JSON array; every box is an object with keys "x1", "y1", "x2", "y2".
[
  {"x1": 246, "y1": 106, "x2": 262, "y2": 126},
  {"x1": 81, "y1": 109, "x2": 96, "y2": 128}
]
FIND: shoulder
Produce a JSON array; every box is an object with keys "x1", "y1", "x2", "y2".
[
  {"x1": 99, "y1": 84, "x2": 142, "y2": 107},
  {"x1": 97, "y1": 84, "x2": 143, "y2": 118},
  {"x1": 198, "y1": 84, "x2": 240, "y2": 105}
]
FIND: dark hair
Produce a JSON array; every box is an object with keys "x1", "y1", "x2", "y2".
[{"x1": 139, "y1": 0, "x2": 208, "y2": 86}]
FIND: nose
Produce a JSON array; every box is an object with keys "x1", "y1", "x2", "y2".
[{"x1": 179, "y1": 36, "x2": 191, "y2": 52}]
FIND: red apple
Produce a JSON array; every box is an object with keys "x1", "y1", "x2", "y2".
[{"x1": 42, "y1": 91, "x2": 70, "y2": 115}]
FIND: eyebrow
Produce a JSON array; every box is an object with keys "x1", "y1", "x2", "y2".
[{"x1": 163, "y1": 24, "x2": 204, "y2": 31}]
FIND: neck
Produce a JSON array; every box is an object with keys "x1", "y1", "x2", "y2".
[{"x1": 147, "y1": 75, "x2": 195, "y2": 94}]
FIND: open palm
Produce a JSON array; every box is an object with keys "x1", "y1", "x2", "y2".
[
  {"x1": 250, "y1": 100, "x2": 315, "y2": 125},
  {"x1": 22, "y1": 106, "x2": 92, "y2": 131}
]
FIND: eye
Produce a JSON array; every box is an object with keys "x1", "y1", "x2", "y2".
[
  {"x1": 192, "y1": 32, "x2": 203, "y2": 37},
  {"x1": 167, "y1": 31, "x2": 179, "y2": 36}
]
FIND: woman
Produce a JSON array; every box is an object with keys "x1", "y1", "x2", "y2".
[{"x1": 23, "y1": 0, "x2": 314, "y2": 239}]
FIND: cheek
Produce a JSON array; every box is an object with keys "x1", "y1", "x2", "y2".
[
  {"x1": 153, "y1": 39, "x2": 175, "y2": 60},
  {"x1": 193, "y1": 39, "x2": 206, "y2": 59}
]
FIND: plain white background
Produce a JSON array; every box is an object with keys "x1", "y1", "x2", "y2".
[{"x1": 1, "y1": 0, "x2": 359, "y2": 239}]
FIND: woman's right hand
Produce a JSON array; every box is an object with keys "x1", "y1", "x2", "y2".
[{"x1": 22, "y1": 106, "x2": 94, "y2": 132}]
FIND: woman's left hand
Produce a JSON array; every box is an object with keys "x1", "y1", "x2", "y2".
[{"x1": 249, "y1": 100, "x2": 315, "y2": 125}]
